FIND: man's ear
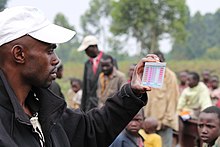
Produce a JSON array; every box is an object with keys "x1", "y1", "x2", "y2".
[{"x1": 11, "y1": 45, "x2": 25, "y2": 63}]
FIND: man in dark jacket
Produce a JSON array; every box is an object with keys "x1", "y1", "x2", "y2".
[
  {"x1": 77, "y1": 35, "x2": 118, "y2": 112},
  {"x1": 0, "y1": 6, "x2": 159, "y2": 147}
]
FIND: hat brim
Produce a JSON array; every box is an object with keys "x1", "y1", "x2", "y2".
[
  {"x1": 77, "y1": 44, "x2": 90, "y2": 52},
  {"x1": 29, "y1": 24, "x2": 76, "y2": 44}
]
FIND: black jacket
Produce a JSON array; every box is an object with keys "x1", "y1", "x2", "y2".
[{"x1": 0, "y1": 70, "x2": 147, "y2": 147}]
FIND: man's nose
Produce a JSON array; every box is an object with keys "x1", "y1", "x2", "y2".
[
  {"x1": 201, "y1": 127, "x2": 208, "y2": 134},
  {"x1": 52, "y1": 53, "x2": 60, "y2": 66}
]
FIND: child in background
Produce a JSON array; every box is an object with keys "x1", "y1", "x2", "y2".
[
  {"x1": 67, "y1": 78, "x2": 82, "y2": 109},
  {"x1": 139, "y1": 117, "x2": 162, "y2": 147},
  {"x1": 198, "y1": 106, "x2": 220, "y2": 147},
  {"x1": 110, "y1": 109, "x2": 144, "y2": 147}
]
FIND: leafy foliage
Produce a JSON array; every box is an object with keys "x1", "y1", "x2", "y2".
[
  {"x1": 53, "y1": 13, "x2": 82, "y2": 62},
  {"x1": 110, "y1": 0, "x2": 188, "y2": 53},
  {"x1": 170, "y1": 9, "x2": 220, "y2": 60},
  {"x1": 80, "y1": 0, "x2": 111, "y2": 36}
]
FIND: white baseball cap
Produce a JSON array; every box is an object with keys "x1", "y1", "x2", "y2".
[
  {"x1": 77, "y1": 35, "x2": 98, "y2": 52},
  {"x1": 0, "y1": 6, "x2": 76, "y2": 46}
]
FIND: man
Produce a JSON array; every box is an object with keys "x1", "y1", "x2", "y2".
[
  {"x1": 177, "y1": 72, "x2": 212, "y2": 118},
  {"x1": 97, "y1": 54, "x2": 127, "y2": 107},
  {"x1": 210, "y1": 75, "x2": 220, "y2": 106},
  {"x1": 144, "y1": 51, "x2": 180, "y2": 147},
  {"x1": 178, "y1": 72, "x2": 212, "y2": 147},
  {"x1": 110, "y1": 109, "x2": 145, "y2": 147},
  {"x1": 198, "y1": 106, "x2": 220, "y2": 147},
  {"x1": 0, "y1": 6, "x2": 159, "y2": 147},
  {"x1": 202, "y1": 69, "x2": 212, "y2": 89},
  {"x1": 49, "y1": 62, "x2": 65, "y2": 99},
  {"x1": 178, "y1": 70, "x2": 188, "y2": 94},
  {"x1": 77, "y1": 35, "x2": 118, "y2": 111}
]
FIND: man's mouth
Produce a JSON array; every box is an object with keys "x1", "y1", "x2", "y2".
[
  {"x1": 200, "y1": 135, "x2": 209, "y2": 141},
  {"x1": 50, "y1": 68, "x2": 57, "y2": 79},
  {"x1": 50, "y1": 73, "x2": 57, "y2": 79}
]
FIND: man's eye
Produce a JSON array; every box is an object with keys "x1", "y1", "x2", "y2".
[
  {"x1": 207, "y1": 125, "x2": 215, "y2": 129},
  {"x1": 48, "y1": 49, "x2": 54, "y2": 54},
  {"x1": 198, "y1": 124, "x2": 203, "y2": 128}
]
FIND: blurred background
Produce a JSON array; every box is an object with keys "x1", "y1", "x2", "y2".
[{"x1": 2, "y1": 0, "x2": 220, "y2": 96}]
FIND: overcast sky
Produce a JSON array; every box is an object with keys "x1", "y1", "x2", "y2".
[
  {"x1": 8, "y1": 0, "x2": 220, "y2": 30},
  {"x1": 7, "y1": 0, "x2": 220, "y2": 53}
]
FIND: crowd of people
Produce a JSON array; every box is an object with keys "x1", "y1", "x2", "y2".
[
  {"x1": 56, "y1": 34, "x2": 220, "y2": 147},
  {"x1": 0, "y1": 5, "x2": 219, "y2": 147}
]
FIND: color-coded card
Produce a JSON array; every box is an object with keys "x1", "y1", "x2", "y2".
[{"x1": 141, "y1": 62, "x2": 166, "y2": 88}]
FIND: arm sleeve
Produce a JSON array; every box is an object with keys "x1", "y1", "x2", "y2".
[
  {"x1": 199, "y1": 88, "x2": 212, "y2": 110},
  {"x1": 63, "y1": 84, "x2": 148, "y2": 147},
  {"x1": 80, "y1": 63, "x2": 88, "y2": 111},
  {"x1": 177, "y1": 90, "x2": 187, "y2": 113}
]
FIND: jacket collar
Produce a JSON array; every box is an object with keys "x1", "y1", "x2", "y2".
[{"x1": 0, "y1": 69, "x2": 66, "y2": 125}]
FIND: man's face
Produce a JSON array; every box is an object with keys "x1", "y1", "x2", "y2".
[
  {"x1": 179, "y1": 71, "x2": 188, "y2": 84},
  {"x1": 22, "y1": 36, "x2": 59, "y2": 88},
  {"x1": 126, "y1": 114, "x2": 143, "y2": 136},
  {"x1": 202, "y1": 71, "x2": 210, "y2": 81},
  {"x1": 210, "y1": 77, "x2": 219, "y2": 89},
  {"x1": 198, "y1": 112, "x2": 220, "y2": 144},
  {"x1": 187, "y1": 74, "x2": 198, "y2": 88},
  {"x1": 101, "y1": 59, "x2": 114, "y2": 76},
  {"x1": 85, "y1": 45, "x2": 97, "y2": 58}
]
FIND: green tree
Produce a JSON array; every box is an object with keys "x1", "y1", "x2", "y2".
[
  {"x1": 170, "y1": 9, "x2": 220, "y2": 60},
  {"x1": 80, "y1": 0, "x2": 113, "y2": 52},
  {"x1": 110, "y1": 0, "x2": 188, "y2": 54},
  {"x1": 203, "y1": 47, "x2": 220, "y2": 60},
  {"x1": 0, "y1": 0, "x2": 8, "y2": 11},
  {"x1": 80, "y1": 0, "x2": 111, "y2": 36},
  {"x1": 171, "y1": 12, "x2": 206, "y2": 59},
  {"x1": 53, "y1": 13, "x2": 80, "y2": 62}
]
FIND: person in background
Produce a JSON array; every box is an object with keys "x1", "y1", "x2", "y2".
[
  {"x1": 201, "y1": 69, "x2": 212, "y2": 89},
  {"x1": 198, "y1": 106, "x2": 220, "y2": 147},
  {"x1": 110, "y1": 109, "x2": 145, "y2": 147},
  {"x1": 77, "y1": 35, "x2": 118, "y2": 112},
  {"x1": 177, "y1": 72, "x2": 212, "y2": 119},
  {"x1": 48, "y1": 61, "x2": 65, "y2": 99},
  {"x1": 210, "y1": 75, "x2": 220, "y2": 106},
  {"x1": 97, "y1": 54, "x2": 127, "y2": 108},
  {"x1": 139, "y1": 117, "x2": 162, "y2": 147},
  {"x1": 210, "y1": 75, "x2": 219, "y2": 91},
  {"x1": 144, "y1": 51, "x2": 179, "y2": 147},
  {"x1": 0, "y1": 6, "x2": 159, "y2": 146},
  {"x1": 68, "y1": 78, "x2": 83, "y2": 109},
  {"x1": 178, "y1": 70, "x2": 189, "y2": 94},
  {"x1": 128, "y1": 64, "x2": 136, "y2": 82}
]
